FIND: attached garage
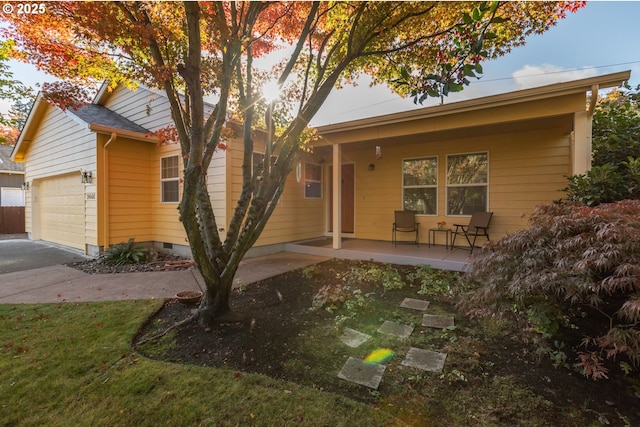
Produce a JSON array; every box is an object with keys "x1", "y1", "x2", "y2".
[{"x1": 36, "y1": 172, "x2": 85, "y2": 251}]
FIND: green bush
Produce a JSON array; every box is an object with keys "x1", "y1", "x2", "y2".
[
  {"x1": 563, "y1": 158, "x2": 640, "y2": 206},
  {"x1": 460, "y1": 200, "x2": 640, "y2": 379},
  {"x1": 563, "y1": 85, "x2": 640, "y2": 205},
  {"x1": 100, "y1": 238, "x2": 148, "y2": 266},
  {"x1": 344, "y1": 263, "x2": 405, "y2": 292}
]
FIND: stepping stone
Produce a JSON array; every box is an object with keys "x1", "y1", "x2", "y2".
[
  {"x1": 377, "y1": 320, "x2": 414, "y2": 338},
  {"x1": 401, "y1": 347, "x2": 447, "y2": 373},
  {"x1": 337, "y1": 357, "x2": 387, "y2": 389},
  {"x1": 400, "y1": 297, "x2": 430, "y2": 311},
  {"x1": 422, "y1": 314, "x2": 455, "y2": 329},
  {"x1": 340, "y1": 327, "x2": 371, "y2": 348}
]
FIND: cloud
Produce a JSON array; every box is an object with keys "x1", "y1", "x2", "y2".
[{"x1": 512, "y1": 64, "x2": 598, "y2": 89}]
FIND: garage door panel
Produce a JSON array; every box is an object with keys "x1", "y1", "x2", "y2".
[{"x1": 39, "y1": 174, "x2": 84, "y2": 250}]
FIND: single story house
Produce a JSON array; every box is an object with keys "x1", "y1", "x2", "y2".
[{"x1": 11, "y1": 70, "x2": 631, "y2": 257}]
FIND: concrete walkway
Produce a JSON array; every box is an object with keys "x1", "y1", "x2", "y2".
[{"x1": 0, "y1": 239, "x2": 329, "y2": 304}]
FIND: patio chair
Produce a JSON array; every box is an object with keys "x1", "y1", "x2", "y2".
[
  {"x1": 392, "y1": 210, "x2": 419, "y2": 247},
  {"x1": 451, "y1": 211, "x2": 493, "y2": 253}
]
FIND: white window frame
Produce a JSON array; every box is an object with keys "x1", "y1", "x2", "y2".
[
  {"x1": 402, "y1": 156, "x2": 438, "y2": 215},
  {"x1": 446, "y1": 151, "x2": 489, "y2": 216},
  {"x1": 304, "y1": 162, "x2": 322, "y2": 199},
  {"x1": 161, "y1": 155, "x2": 180, "y2": 203}
]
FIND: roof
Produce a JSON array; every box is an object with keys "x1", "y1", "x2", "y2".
[
  {"x1": 0, "y1": 145, "x2": 24, "y2": 173},
  {"x1": 12, "y1": 93, "x2": 158, "y2": 162},
  {"x1": 317, "y1": 70, "x2": 631, "y2": 136},
  {"x1": 69, "y1": 104, "x2": 149, "y2": 135}
]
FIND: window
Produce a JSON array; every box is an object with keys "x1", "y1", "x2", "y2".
[
  {"x1": 446, "y1": 152, "x2": 488, "y2": 215},
  {"x1": 305, "y1": 163, "x2": 322, "y2": 198},
  {"x1": 252, "y1": 152, "x2": 277, "y2": 181},
  {"x1": 402, "y1": 157, "x2": 437, "y2": 215},
  {"x1": 161, "y1": 155, "x2": 180, "y2": 203}
]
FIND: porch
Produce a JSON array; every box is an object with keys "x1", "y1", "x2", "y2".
[{"x1": 284, "y1": 238, "x2": 473, "y2": 272}]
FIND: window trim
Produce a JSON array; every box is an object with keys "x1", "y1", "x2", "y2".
[
  {"x1": 160, "y1": 154, "x2": 180, "y2": 204},
  {"x1": 304, "y1": 162, "x2": 323, "y2": 199},
  {"x1": 445, "y1": 151, "x2": 489, "y2": 216},
  {"x1": 402, "y1": 155, "x2": 438, "y2": 216}
]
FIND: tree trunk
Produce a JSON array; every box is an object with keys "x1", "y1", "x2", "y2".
[{"x1": 197, "y1": 271, "x2": 243, "y2": 326}]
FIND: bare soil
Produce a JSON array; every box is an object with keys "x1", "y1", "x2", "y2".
[{"x1": 81, "y1": 258, "x2": 640, "y2": 426}]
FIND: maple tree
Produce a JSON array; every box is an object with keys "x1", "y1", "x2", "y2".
[{"x1": 2, "y1": 1, "x2": 583, "y2": 326}]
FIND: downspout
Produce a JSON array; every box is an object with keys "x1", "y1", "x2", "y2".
[{"x1": 102, "y1": 132, "x2": 117, "y2": 250}]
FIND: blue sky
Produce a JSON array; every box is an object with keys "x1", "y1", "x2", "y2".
[
  {"x1": 313, "y1": 1, "x2": 640, "y2": 125},
  {"x1": 3, "y1": 1, "x2": 640, "y2": 126}
]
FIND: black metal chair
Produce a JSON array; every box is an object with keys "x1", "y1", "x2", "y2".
[
  {"x1": 451, "y1": 212, "x2": 493, "y2": 253},
  {"x1": 392, "y1": 210, "x2": 419, "y2": 247}
]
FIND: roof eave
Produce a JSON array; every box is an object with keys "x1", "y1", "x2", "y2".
[
  {"x1": 89, "y1": 124, "x2": 160, "y2": 143},
  {"x1": 317, "y1": 70, "x2": 631, "y2": 135}
]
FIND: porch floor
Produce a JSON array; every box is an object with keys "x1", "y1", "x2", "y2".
[{"x1": 284, "y1": 238, "x2": 473, "y2": 272}]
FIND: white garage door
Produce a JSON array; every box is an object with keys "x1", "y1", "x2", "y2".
[{"x1": 39, "y1": 173, "x2": 85, "y2": 250}]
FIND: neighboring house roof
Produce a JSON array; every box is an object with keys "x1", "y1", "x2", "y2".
[
  {"x1": 69, "y1": 104, "x2": 150, "y2": 135},
  {"x1": 0, "y1": 145, "x2": 24, "y2": 173}
]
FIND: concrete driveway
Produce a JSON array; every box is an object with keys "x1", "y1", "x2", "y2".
[
  {"x1": 0, "y1": 238, "x2": 89, "y2": 274},
  {"x1": 0, "y1": 237, "x2": 329, "y2": 304}
]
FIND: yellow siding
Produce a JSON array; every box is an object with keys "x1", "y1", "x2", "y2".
[
  {"x1": 151, "y1": 143, "x2": 187, "y2": 245},
  {"x1": 227, "y1": 135, "x2": 325, "y2": 247},
  {"x1": 106, "y1": 138, "x2": 155, "y2": 244},
  {"x1": 317, "y1": 126, "x2": 571, "y2": 244}
]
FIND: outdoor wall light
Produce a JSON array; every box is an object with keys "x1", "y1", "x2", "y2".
[
  {"x1": 22, "y1": 181, "x2": 30, "y2": 190},
  {"x1": 375, "y1": 145, "x2": 382, "y2": 159},
  {"x1": 81, "y1": 170, "x2": 93, "y2": 184}
]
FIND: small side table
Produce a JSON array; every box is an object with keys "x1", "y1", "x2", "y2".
[{"x1": 428, "y1": 228, "x2": 452, "y2": 249}]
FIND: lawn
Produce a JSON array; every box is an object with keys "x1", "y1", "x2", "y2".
[{"x1": 2, "y1": 259, "x2": 638, "y2": 426}]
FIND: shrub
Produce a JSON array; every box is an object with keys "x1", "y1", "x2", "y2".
[
  {"x1": 100, "y1": 238, "x2": 148, "y2": 266},
  {"x1": 460, "y1": 200, "x2": 640, "y2": 379},
  {"x1": 407, "y1": 264, "x2": 460, "y2": 297},
  {"x1": 563, "y1": 158, "x2": 640, "y2": 206},
  {"x1": 345, "y1": 263, "x2": 405, "y2": 292}
]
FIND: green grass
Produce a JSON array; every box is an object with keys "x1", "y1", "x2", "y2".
[{"x1": 0, "y1": 301, "x2": 399, "y2": 427}]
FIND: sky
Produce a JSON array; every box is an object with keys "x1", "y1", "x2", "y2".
[{"x1": 2, "y1": 1, "x2": 640, "y2": 127}]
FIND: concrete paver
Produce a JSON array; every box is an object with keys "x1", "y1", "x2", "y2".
[
  {"x1": 422, "y1": 314, "x2": 455, "y2": 329},
  {"x1": 401, "y1": 347, "x2": 447, "y2": 373},
  {"x1": 339, "y1": 327, "x2": 371, "y2": 348},
  {"x1": 377, "y1": 320, "x2": 414, "y2": 338},
  {"x1": 399, "y1": 297, "x2": 430, "y2": 311},
  {"x1": 337, "y1": 357, "x2": 386, "y2": 389}
]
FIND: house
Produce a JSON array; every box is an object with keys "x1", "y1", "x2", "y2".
[
  {"x1": 0, "y1": 144, "x2": 25, "y2": 233},
  {"x1": 11, "y1": 70, "x2": 631, "y2": 257}
]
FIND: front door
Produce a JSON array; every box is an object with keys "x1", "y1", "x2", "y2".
[{"x1": 328, "y1": 163, "x2": 354, "y2": 234}]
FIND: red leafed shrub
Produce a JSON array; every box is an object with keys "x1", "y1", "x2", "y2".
[{"x1": 460, "y1": 200, "x2": 640, "y2": 379}]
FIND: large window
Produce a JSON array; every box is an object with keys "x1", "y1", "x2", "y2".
[
  {"x1": 402, "y1": 157, "x2": 437, "y2": 215},
  {"x1": 305, "y1": 163, "x2": 322, "y2": 198},
  {"x1": 446, "y1": 152, "x2": 488, "y2": 215},
  {"x1": 161, "y1": 155, "x2": 180, "y2": 203}
]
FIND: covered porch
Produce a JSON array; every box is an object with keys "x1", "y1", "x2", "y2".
[{"x1": 284, "y1": 238, "x2": 472, "y2": 272}]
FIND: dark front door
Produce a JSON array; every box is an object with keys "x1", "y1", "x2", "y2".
[{"x1": 328, "y1": 163, "x2": 354, "y2": 234}]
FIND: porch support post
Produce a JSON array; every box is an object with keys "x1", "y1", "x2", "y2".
[
  {"x1": 332, "y1": 143, "x2": 342, "y2": 250},
  {"x1": 572, "y1": 110, "x2": 591, "y2": 175}
]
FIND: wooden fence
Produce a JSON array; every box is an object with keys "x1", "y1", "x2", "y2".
[{"x1": 0, "y1": 207, "x2": 25, "y2": 234}]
